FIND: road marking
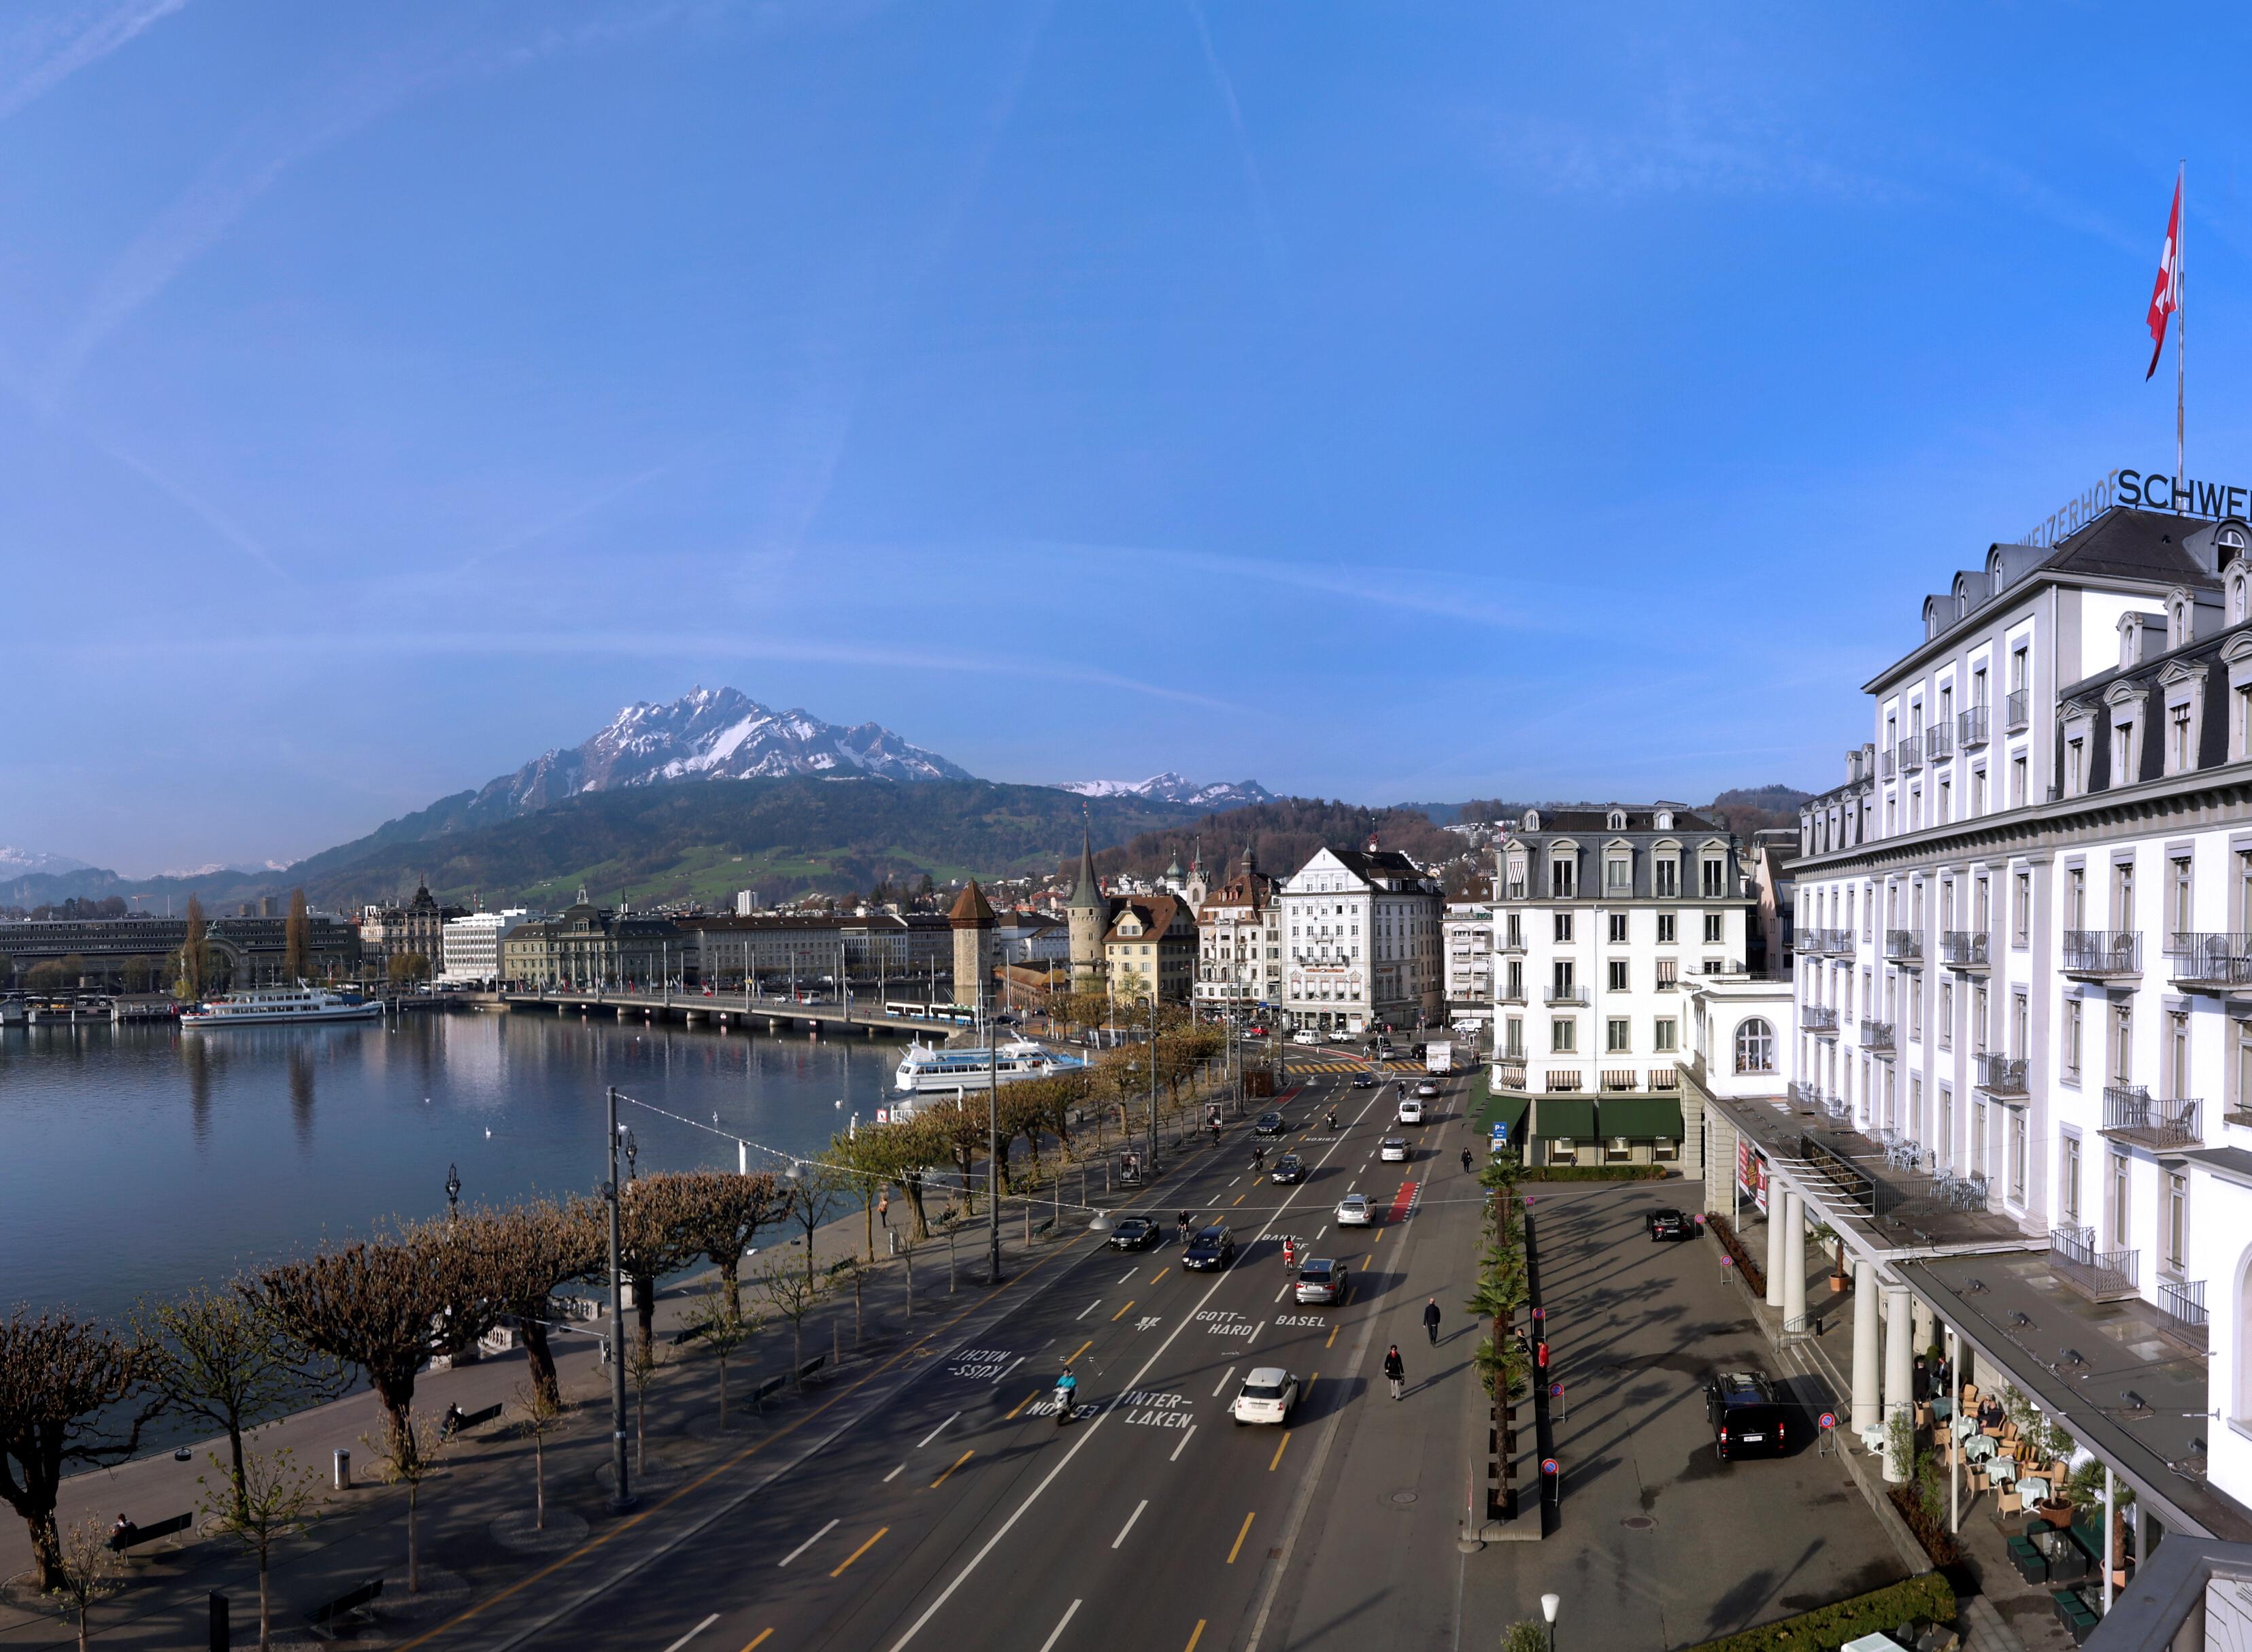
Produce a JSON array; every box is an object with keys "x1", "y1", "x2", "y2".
[
  {"x1": 739, "y1": 1634, "x2": 773, "y2": 1652},
  {"x1": 1232, "y1": 1193, "x2": 1246, "y2": 1207},
  {"x1": 1111, "y1": 1300, "x2": 1137, "y2": 1322},
  {"x1": 830, "y1": 1526, "x2": 888, "y2": 1577},
  {"x1": 1077, "y1": 1300, "x2": 1100, "y2": 1320},
  {"x1": 1325, "y1": 1324, "x2": 1339, "y2": 1349},
  {"x1": 1313, "y1": 1225, "x2": 1326, "y2": 1242},
  {"x1": 1372, "y1": 1229, "x2": 1382, "y2": 1243},
  {"x1": 917, "y1": 1412, "x2": 960, "y2": 1449},
  {"x1": 1118, "y1": 1268, "x2": 1138, "y2": 1283},
  {"x1": 882, "y1": 1464, "x2": 905, "y2": 1483},
  {"x1": 1038, "y1": 1601, "x2": 1083, "y2": 1652},
  {"x1": 1184, "y1": 1622, "x2": 1207, "y2": 1652},
  {"x1": 1229, "y1": 1177, "x2": 1241, "y2": 1187},
  {"x1": 1111, "y1": 1499, "x2": 1148, "y2": 1549},
  {"x1": 1007, "y1": 1387, "x2": 1041, "y2": 1420},
  {"x1": 1170, "y1": 1424, "x2": 1196, "y2": 1462},
  {"x1": 777, "y1": 1518, "x2": 839, "y2": 1566},
  {"x1": 1273, "y1": 1284, "x2": 1289, "y2": 1302},
  {"x1": 930, "y1": 1449, "x2": 973, "y2": 1489},
  {"x1": 1269, "y1": 1432, "x2": 1291, "y2": 1472},
  {"x1": 662, "y1": 1614, "x2": 720, "y2": 1652},
  {"x1": 1066, "y1": 1338, "x2": 1093, "y2": 1364},
  {"x1": 1212, "y1": 1366, "x2": 1235, "y2": 1398},
  {"x1": 995, "y1": 1353, "x2": 1025, "y2": 1383},
  {"x1": 1151, "y1": 1267, "x2": 1169, "y2": 1283},
  {"x1": 1226, "y1": 1511, "x2": 1256, "y2": 1564}
]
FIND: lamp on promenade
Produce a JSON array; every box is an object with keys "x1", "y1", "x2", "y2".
[
  {"x1": 444, "y1": 1162, "x2": 461, "y2": 1220},
  {"x1": 603, "y1": 1088, "x2": 634, "y2": 1513},
  {"x1": 1541, "y1": 1592, "x2": 1560, "y2": 1651}
]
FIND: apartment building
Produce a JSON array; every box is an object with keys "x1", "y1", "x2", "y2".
[
  {"x1": 1443, "y1": 886, "x2": 1494, "y2": 1028},
  {"x1": 1195, "y1": 848, "x2": 1281, "y2": 1015},
  {"x1": 1278, "y1": 845, "x2": 1442, "y2": 1034},
  {"x1": 1490, "y1": 805, "x2": 1753, "y2": 1097}
]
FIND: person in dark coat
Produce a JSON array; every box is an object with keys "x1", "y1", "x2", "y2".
[
  {"x1": 1383, "y1": 1344, "x2": 1406, "y2": 1400},
  {"x1": 1422, "y1": 1298, "x2": 1442, "y2": 1346}
]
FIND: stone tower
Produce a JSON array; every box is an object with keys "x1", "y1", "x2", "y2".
[
  {"x1": 1066, "y1": 824, "x2": 1109, "y2": 991},
  {"x1": 949, "y1": 879, "x2": 997, "y2": 1013}
]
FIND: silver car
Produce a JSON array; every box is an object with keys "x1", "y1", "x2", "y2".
[
  {"x1": 1335, "y1": 1193, "x2": 1373, "y2": 1226},
  {"x1": 1294, "y1": 1258, "x2": 1349, "y2": 1305}
]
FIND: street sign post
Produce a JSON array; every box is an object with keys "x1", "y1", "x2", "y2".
[
  {"x1": 1549, "y1": 1380, "x2": 1566, "y2": 1423},
  {"x1": 1817, "y1": 1411, "x2": 1838, "y2": 1456}
]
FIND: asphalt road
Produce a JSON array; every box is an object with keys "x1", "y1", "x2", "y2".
[{"x1": 497, "y1": 1060, "x2": 1470, "y2": 1652}]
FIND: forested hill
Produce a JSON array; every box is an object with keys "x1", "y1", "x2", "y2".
[{"x1": 1098, "y1": 798, "x2": 1463, "y2": 883}]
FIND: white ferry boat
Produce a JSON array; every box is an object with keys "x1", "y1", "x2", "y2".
[
  {"x1": 182, "y1": 986, "x2": 383, "y2": 1028},
  {"x1": 892, "y1": 1036, "x2": 1089, "y2": 1102}
]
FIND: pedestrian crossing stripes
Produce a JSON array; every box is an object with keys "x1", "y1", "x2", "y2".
[{"x1": 1280, "y1": 1060, "x2": 1426, "y2": 1075}]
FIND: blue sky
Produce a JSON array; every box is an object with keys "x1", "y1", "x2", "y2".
[{"x1": 5, "y1": 1, "x2": 2247, "y2": 873}]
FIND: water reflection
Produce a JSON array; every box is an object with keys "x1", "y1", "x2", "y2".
[{"x1": 288, "y1": 1047, "x2": 315, "y2": 1153}]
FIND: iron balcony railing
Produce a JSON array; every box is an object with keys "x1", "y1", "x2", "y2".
[
  {"x1": 2049, "y1": 1225, "x2": 2139, "y2": 1303},
  {"x1": 1958, "y1": 704, "x2": 1990, "y2": 748},
  {"x1": 1787, "y1": 1079, "x2": 1825, "y2": 1109},
  {"x1": 2102, "y1": 1085, "x2": 2202, "y2": 1149},
  {"x1": 2062, "y1": 929, "x2": 2142, "y2": 978},
  {"x1": 1926, "y1": 722, "x2": 1952, "y2": 761},
  {"x1": 1880, "y1": 748, "x2": 1898, "y2": 780},
  {"x1": 2158, "y1": 1279, "x2": 2209, "y2": 1353},
  {"x1": 1859, "y1": 1017, "x2": 1895, "y2": 1052},
  {"x1": 2168, "y1": 932, "x2": 2252, "y2": 988},
  {"x1": 1823, "y1": 928, "x2": 1855, "y2": 956},
  {"x1": 1544, "y1": 985, "x2": 1588, "y2": 1007},
  {"x1": 2006, "y1": 689, "x2": 2030, "y2": 732},
  {"x1": 1498, "y1": 932, "x2": 1527, "y2": 954},
  {"x1": 1898, "y1": 735, "x2": 1924, "y2": 773},
  {"x1": 1940, "y1": 930, "x2": 1990, "y2": 970},
  {"x1": 1802, "y1": 1004, "x2": 1839, "y2": 1034},
  {"x1": 1883, "y1": 928, "x2": 1923, "y2": 964},
  {"x1": 1495, "y1": 987, "x2": 1527, "y2": 1005},
  {"x1": 1974, "y1": 1052, "x2": 2029, "y2": 1096}
]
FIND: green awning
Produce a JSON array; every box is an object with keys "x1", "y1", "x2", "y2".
[
  {"x1": 1531, "y1": 1097, "x2": 1596, "y2": 1140},
  {"x1": 1596, "y1": 1096, "x2": 1685, "y2": 1141},
  {"x1": 1480, "y1": 1092, "x2": 1530, "y2": 1144}
]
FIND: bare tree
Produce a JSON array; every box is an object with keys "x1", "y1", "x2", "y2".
[
  {"x1": 783, "y1": 1158, "x2": 853, "y2": 1286},
  {"x1": 624, "y1": 1341, "x2": 662, "y2": 1474},
  {"x1": 43, "y1": 1516, "x2": 122, "y2": 1652},
  {"x1": 139, "y1": 1285, "x2": 339, "y2": 1533},
  {"x1": 590, "y1": 1174, "x2": 705, "y2": 1366},
  {"x1": 446, "y1": 1203, "x2": 599, "y2": 1409},
  {"x1": 363, "y1": 1412, "x2": 448, "y2": 1594},
  {"x1": 283, "y1": 888, "x2": 311, "y2": 982},
  {"x1": 687, "y1": 1287, "x2": 756, "y2": 1430},
  {"x1": 509, "y1": 1380, "x2": 565, "y2": 1531},
  {"x1": 198, "y1": 1445, "x2": 320, "y2": 1650},
  {"x1": 675, "y1": 1172, "x2": 786, "y2": 1318},
  {"x1": 754, "y1": 1259, "x2": 827, "y2": 1391},
  {"x1": 177, "y1": 896, "x2": 207, "y2": 1000},
  {"x1": 0, "y1": 1309, "x2": 151, "y2": 1589}
]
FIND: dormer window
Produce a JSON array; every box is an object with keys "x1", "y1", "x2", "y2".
[
  {"x1": 1607, "y1": 809, "x2": 1626, "y2": 830},
  {"x1": 2168, "y1": 587, "x2": 2196, "y2": 653},
  {"x1": 1653, "y1": 809, "x2": 1673, "y2": 830},
  {"x1": 2231, "y1": 560, "x2": 2252, "y2": 626}
]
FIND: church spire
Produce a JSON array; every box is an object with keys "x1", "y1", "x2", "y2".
[{"x1": 1067, "y1": 815, "x2": 1105, "y2": 911}]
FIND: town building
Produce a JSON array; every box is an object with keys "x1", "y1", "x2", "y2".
[
  {"x1": 359, "y1": 882, "x2": 466, "y2": 975},
  {"x1": 1104, "y1": 894, "x2": 1197, "y2": 1004},
  {"x1": 1194, "y1": 847, "x2": 1280, "y2": 1017},
  {"x1": 439, "y1": 909, "x2": 535, "y2": 985},
  {"x1": 0, "y1": 909, "x2": 360, "y2": 991},
  {"x1": 950, "y1": 880, "x2": 997, "y2": 1013},
  {"x1": 500, "y1": 890, "x2": 681, "y2": 989},
  {"x1": 1444, "y1": 875, "x2": 1495, "y2": 1029},
  {"x1": 1066, "y1": 826, "x2": 1112, "y2": 992},
  {"x1": 1279, "y1": 845, "x2": 1442, "y2": 1035},
  {"x1": 675, "y1": 915, "x2": 850, "y2": 990}
]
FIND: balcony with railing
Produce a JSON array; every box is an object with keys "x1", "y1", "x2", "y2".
[
  {"x1": 2048, "y1": 1225, "x2": 2139, "y2": 1303},
  {"x1": 1958, "y1": 703, "x2": 1990, "y2": 748},
  {"x1": 2101, "y1": 1085, "x2": 2202, "y2": 1149},
  {"x1": 1926, "y1": 722, "x2": 1952, "y2": 762},
  {"x1": 1787, "y1": 1079, "x2": 1825, "y2": 1110},
  {"x1": 1495, "y1": 985, "x2": 1528, "y2": 1006},
  {"x1": 1859, "y1": 1017, "x2": 1895, "y2": 1053},
  {"x1": 2157, "y1": 1279, "x2": 2209, "y2": 1355},
  {"x1": 2006, "y1": 688, "x2": 2030, "y2": 732},
  {"x1": 1883, "y1": 928, "x2": 1923, "y2": 966},
  {"x1": 1801, "y1": 1003, "x2": 1839, "y2": 1035},
  {"x1": 1822, "y1": 928, "x2": 1855, "y2": 956},
  {"x1": 1880, "y1": 748, "x2": 1898, "y2": 780},
  {"x1": 1973, "y1": 1051, "x2": 2028, "y2": 1096},
  {"x1": 1898, "y1": 734, "x2": 1924, "y2": 773},
  {"x1": 1544, "y1": 984, "x2": 1588, "y2": 1007},
  {"x1": 2168, "y1": 931, "x2": 2252, "y2": 990},
  {"x1": 2062, "y1": 929, "x2": 2142, "y2": 980},
  {"x1": 1940, "y1": 930, "x2": 1990, "y2": 971},
  {"x1": 1498, "y1": 932, "x2": 1527, "y2": 955}
]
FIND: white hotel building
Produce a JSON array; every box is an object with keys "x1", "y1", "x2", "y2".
[
  {"x1": 1278, "y1": 845, "x2": 1442, "y2": 1034},
  {"x1": 1738, "y1": 503, "x2": 2252, "y2": 1590}
]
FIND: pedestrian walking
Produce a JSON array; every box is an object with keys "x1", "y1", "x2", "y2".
[
  {"x1": 877, "y1": 1192, "x2": 890, "y2": 1229},
  {"x1": 1383, "y1": 1343, "x2": 1405, "y2": 1400},
  {"x1": 1422, "y1": 1296, "x2": 1441, "y2": 1346}
]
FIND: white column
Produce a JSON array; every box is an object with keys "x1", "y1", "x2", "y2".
[
  {"x1": 1781, "y1": 1193, "x2": 1808, "y2": 1330},
  {"x1": 1911, "y1": 1298, "x2": 1933, "y2": 1361},
  {"x1": 1881, "y1": 1285, "x2": 1914, "y2": 1483},
  {"x1": 1764, "y1": 1190, "x2": 1789, "y2": 1309},
  {"x1": 1851, "y1": 1256, "x2": 1882, "y2": 1432}
]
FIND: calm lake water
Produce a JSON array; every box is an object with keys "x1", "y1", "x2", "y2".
[{"x1": 0, "y1": 1007, "x2": 909, "y2": 1328}]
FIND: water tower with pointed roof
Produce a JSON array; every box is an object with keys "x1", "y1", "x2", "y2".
[{"x1": 949, "y1": 878, "x2": 996, "y2": 1013}]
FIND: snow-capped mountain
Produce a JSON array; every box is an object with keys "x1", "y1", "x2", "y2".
[
  {"x1": 1058, "y1": 773, "x2": 1273, "y2": 809},
  {"x1": 465, "y1": 688, "x2": 973, "y2": 821},
  {"x1": 0, "y1": 845, "x2": 91, "y2": 877}
]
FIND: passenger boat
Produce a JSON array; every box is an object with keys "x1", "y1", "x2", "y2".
[
  {"x1": 182, "y1": 986, "x2": 383, "y2": 1028},
  {"x1": 891, "y1": 1036, "x2": 1089, "y2": 1102}
]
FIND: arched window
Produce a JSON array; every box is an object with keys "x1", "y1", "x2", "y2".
[
  {"x1": 2230, "y1": 561, "x2": 2252, "y2": 626},
  {"x1": 2237, "y1": 1246, "x2": 2252, "y2": 1425},
  {"x1": 1607, "y1": 809, "x2": 1627, "y2": 830},
  {"x1": 1734, "y1": 1017, "x2": 1775, "y2": 1075}
]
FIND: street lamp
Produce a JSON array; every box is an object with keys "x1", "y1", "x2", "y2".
[
  {"x1": 1541, "y1": 1593, "x2": 1560, "y2": 1651},
  {"x1": 444, "y1": 1162, "x2": 461, "y2": 1220}
]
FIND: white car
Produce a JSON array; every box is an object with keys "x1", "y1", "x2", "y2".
[
  {"x1": 1231, "y1": 1366, "x2": 1299, "y2": 1426},
  {"x1": 1396, "y1": 1098, "x2": 1424, "y2": 1125},
  {"x1": 1328, "y1": 1030, "x2": 1357, "y2": 1043},
  {"x1": 1335, "y1": 1193, "x2": 1373, "y2": 1226},
  {"x1": 1379, "y1": 1136, "x2": 1409, "y2": 1162},
  {"x1": 1290, "y1": 1030, "x2": 1320, "y2": 1046}
]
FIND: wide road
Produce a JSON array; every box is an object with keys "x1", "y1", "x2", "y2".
[{"x1": 495, "y1": 1056, "x2": 1477, "y2": 1652}]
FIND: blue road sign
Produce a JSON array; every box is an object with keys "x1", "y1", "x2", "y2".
[{"x1": 1541, "y1": 1457, "x2": 1559, "y2": 1477}]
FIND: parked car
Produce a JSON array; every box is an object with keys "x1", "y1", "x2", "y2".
[
  {"x1": 1704, "y1": 1370, "x2": 1789, "y2": 1460},
  {"x1": 1254, "y1": 1111, "x2": 1287, "y2": 1136},
  {"x1": 1107, "y1": 1215, "x2": 1162, "y2": 1251},
  {"x1": 1396, "y1": 1098, "x2": 1424, "y2": 1125},
  {"x1": 1230, "y1": 1367, "x2": 1299, "y2": 1426},
  {"x1": 1647, "y1": 1209, "x2": 1697, "y2": 1242},
  {"x1": 1335, "y1": 1193, "x2": 1373, "y2": 1226},
  {"x1": 1269, "y1": 1153, "x2": 1307, "y2": 1185},
  {"x1": 1183, "y1": 1225, "x2": 1237, "y2": 1270},
  {"x1": 1293, "y1": 1258, "x2": 1349, "y2": 1305}
]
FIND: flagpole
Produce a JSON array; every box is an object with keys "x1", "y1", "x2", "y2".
[{"x1": 2177, "y1": 159, "x2": 2186, "y2": 490}]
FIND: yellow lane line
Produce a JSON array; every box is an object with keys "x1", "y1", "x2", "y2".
[
  {"x1": 1066, "y1": 1338, "x2": 1093, "y2": 1364},
  {"x1": 830, "y1": 1525, "x2": 888, "y2": 1576},
  {"x1": 1111, "y1": 1300, "x2": 1137, "y2": 1322},
  {"x1": 1007, "y1": 1387, "x2": 1042, "y2": 1420},
  {"x1": 1268, "y1": 1432, "x2": 1290, "y2": 1472},
  {"x1": 1150, "y1": 1267, "x2": 1169, "y2": 1283},
  {"x1": 1184, "y1": 1621, "x2": 1207, "y2": 1652},
  {"x1": 930, "y1": 1450, "x2": 973, "y2": 1489},
  {"x1": 1325, "y1": 1323, "x2": 1340, "y2": 1349},
  {"x1": 1231, "y1": 1192, "x2": 1246, "y2": 1207},
  {"x1": 1226, "y1": 1511, "x2": 1255, "y2": 1564},
  {"x1": 741, "y1": 1633, "x2": 774, "y2": 1652}
]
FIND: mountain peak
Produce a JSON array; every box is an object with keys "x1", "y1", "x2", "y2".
[{"x1": 1058, "y1": 775, "x2": 1273, "y2": 809}]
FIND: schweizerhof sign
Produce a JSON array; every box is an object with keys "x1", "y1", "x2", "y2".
[{"x1": 2025, "y1": 469, "x2": 2252, "y2": 548}]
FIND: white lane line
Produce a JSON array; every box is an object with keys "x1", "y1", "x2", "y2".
[
  {"x1": 1117, "y1": 1268, "x2": 1138, "y2": 1283},
  {"x1": 1037, "y1": 1600, "x2": 1083, "y2": 1652},
  {"x1": 918, "y1": 1412, "x2": 960, "y2": 1449},
  {"x1": 1110, "y1": 1500, "x2": 1148, "y2": 1550},
  {"x1": 1274, "y1": 1284, "x2": 1289, "y2": 1302},
  {"x1": 1077, "y1": 1299, "x2": 1100, "y2": 1321},
  {"x1": 778, "y1": 1517, "x2": 839, "y2": 1566},
  {"x1": 1170, "y1": 1423, "x2": 1197, "y2": 1462},
  {"x1": 662, "y1": 1613, "x2": 720, "y2": 1652},
  {"x1": 1211, "y1": 1365, "x2": 1236, "y2": 1398},
  {"x1": 883, "y1": 1464, "x2": 905, "y2": 1483},
  {"x1": 1247, "y1": 1321, "x2": 1262, "y2": 1345},
  {"x1": 995, "y1": 1353, "x2": 1026, "y2": 1383},
  {"x1": 1314, "y1": 1225, "x2": 1327, "y2": 1242}
]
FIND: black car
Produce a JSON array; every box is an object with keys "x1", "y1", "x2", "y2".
[
  {"x1": 1254, "y1": 1112, "x2": 1287, "y2": 1136},
  {"x1": 1704, "y1": 1370, "x2": 1789, "y2": 1460},
  {"x1": 1351, "y1": 1074, "x2": 1376, "y2": 1089},
  {"x1": 1183, "y1": 1225, "x2": 1237, "y2": 1270},
  {"x1": 1107, "y1": 1215, "x2": 1161, "y2": 1251},
  {"x1": 1269, "y1": 1153, "x2": 1307, "y2": 1185},
  {"x1": 1647, "y1": 1209, "x2": 1697, "y2": 1242}
]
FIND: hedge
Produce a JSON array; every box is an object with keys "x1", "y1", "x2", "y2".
[
  {"x1": 1681, "y1": 1572, "x2": 1954, "y2": 1651},
  {"x1": 1887, "y1": 1485, "x2": 1964, "y2": 1568},
  {"x1": 1518, "y1": 1164, "x2": 1672, "y2": 1182}
]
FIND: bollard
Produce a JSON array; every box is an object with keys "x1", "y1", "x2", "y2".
[
  {"x1": 209, "y1": 1591, "x2": 229, "y2": 1652},
  {"x1": 332, "y1": 1448, "x2": 351, "y2": 1490}
]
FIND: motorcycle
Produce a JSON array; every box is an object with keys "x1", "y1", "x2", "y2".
[{"x1": 1053, "y1": 1383, "x2": 1077, "y2": 1425}]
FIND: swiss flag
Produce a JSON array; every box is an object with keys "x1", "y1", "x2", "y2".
[{"x1": 2147, "y1": 171, "x2": 2183, "y2": 380}]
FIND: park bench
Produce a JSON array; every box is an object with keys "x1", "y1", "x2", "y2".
[
  {"x1": 672, "y1": 1321, "x2": 710, "y2": 1347},
  {"x1": 441, "y1": 1402, "x2": 505, "y2": 1440},
  {"x1": 305, "y1": 1576, "x2": 384, "y2": 1638},
  {"x1": 110, "y1": 1511, "x2": 192, "y2": 1556}
]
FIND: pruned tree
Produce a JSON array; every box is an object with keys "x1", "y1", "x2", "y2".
[
  {"x1": 0, "y1": 1309, "x2": 152, "y2": 1589},
  {"x1": 510, "y1": 1380, "x2": 564, "y2": 1531},
  {"x1": 918, "y1": 1100, "x2": 988, "y2": 1218},
  {"x1": 283, "y1": 888, "x2": 311, "y2": 982},
  {"x1": 445, "y1": 1202, "x2": 600, "y2": 1409},
  {"x1": 675, "y1": 1171, "x2": 786, "y2": 1317},
  {"x1": 139, "y1": 1284, "x2": 341, "y2": 1534},
  {"x1": 753, "y1": 1258, "x2": 827, "y2": 1391},
  {"x1": 249, "y1": 1237, "x2": 447, "y2": 1473},
  {"x1": 594, "y1": 1173, "x2": 707, "y2": 1365},
  {"x1": 198, "y1": 1445, "x2": 321, "y2": 1650},
  {"x1": 177, "y1": 896, "x2": 207, "y2": 1000},
  {"x1": 688, "y1": 1287, "x2": 756, "y2": 1430},
  {"x1": 363, "y1": 1412, "x2": 447, "y2": 1594},
  {"x1": 44, "y1": 1515, "x2": 123, "y2": 1652}
]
